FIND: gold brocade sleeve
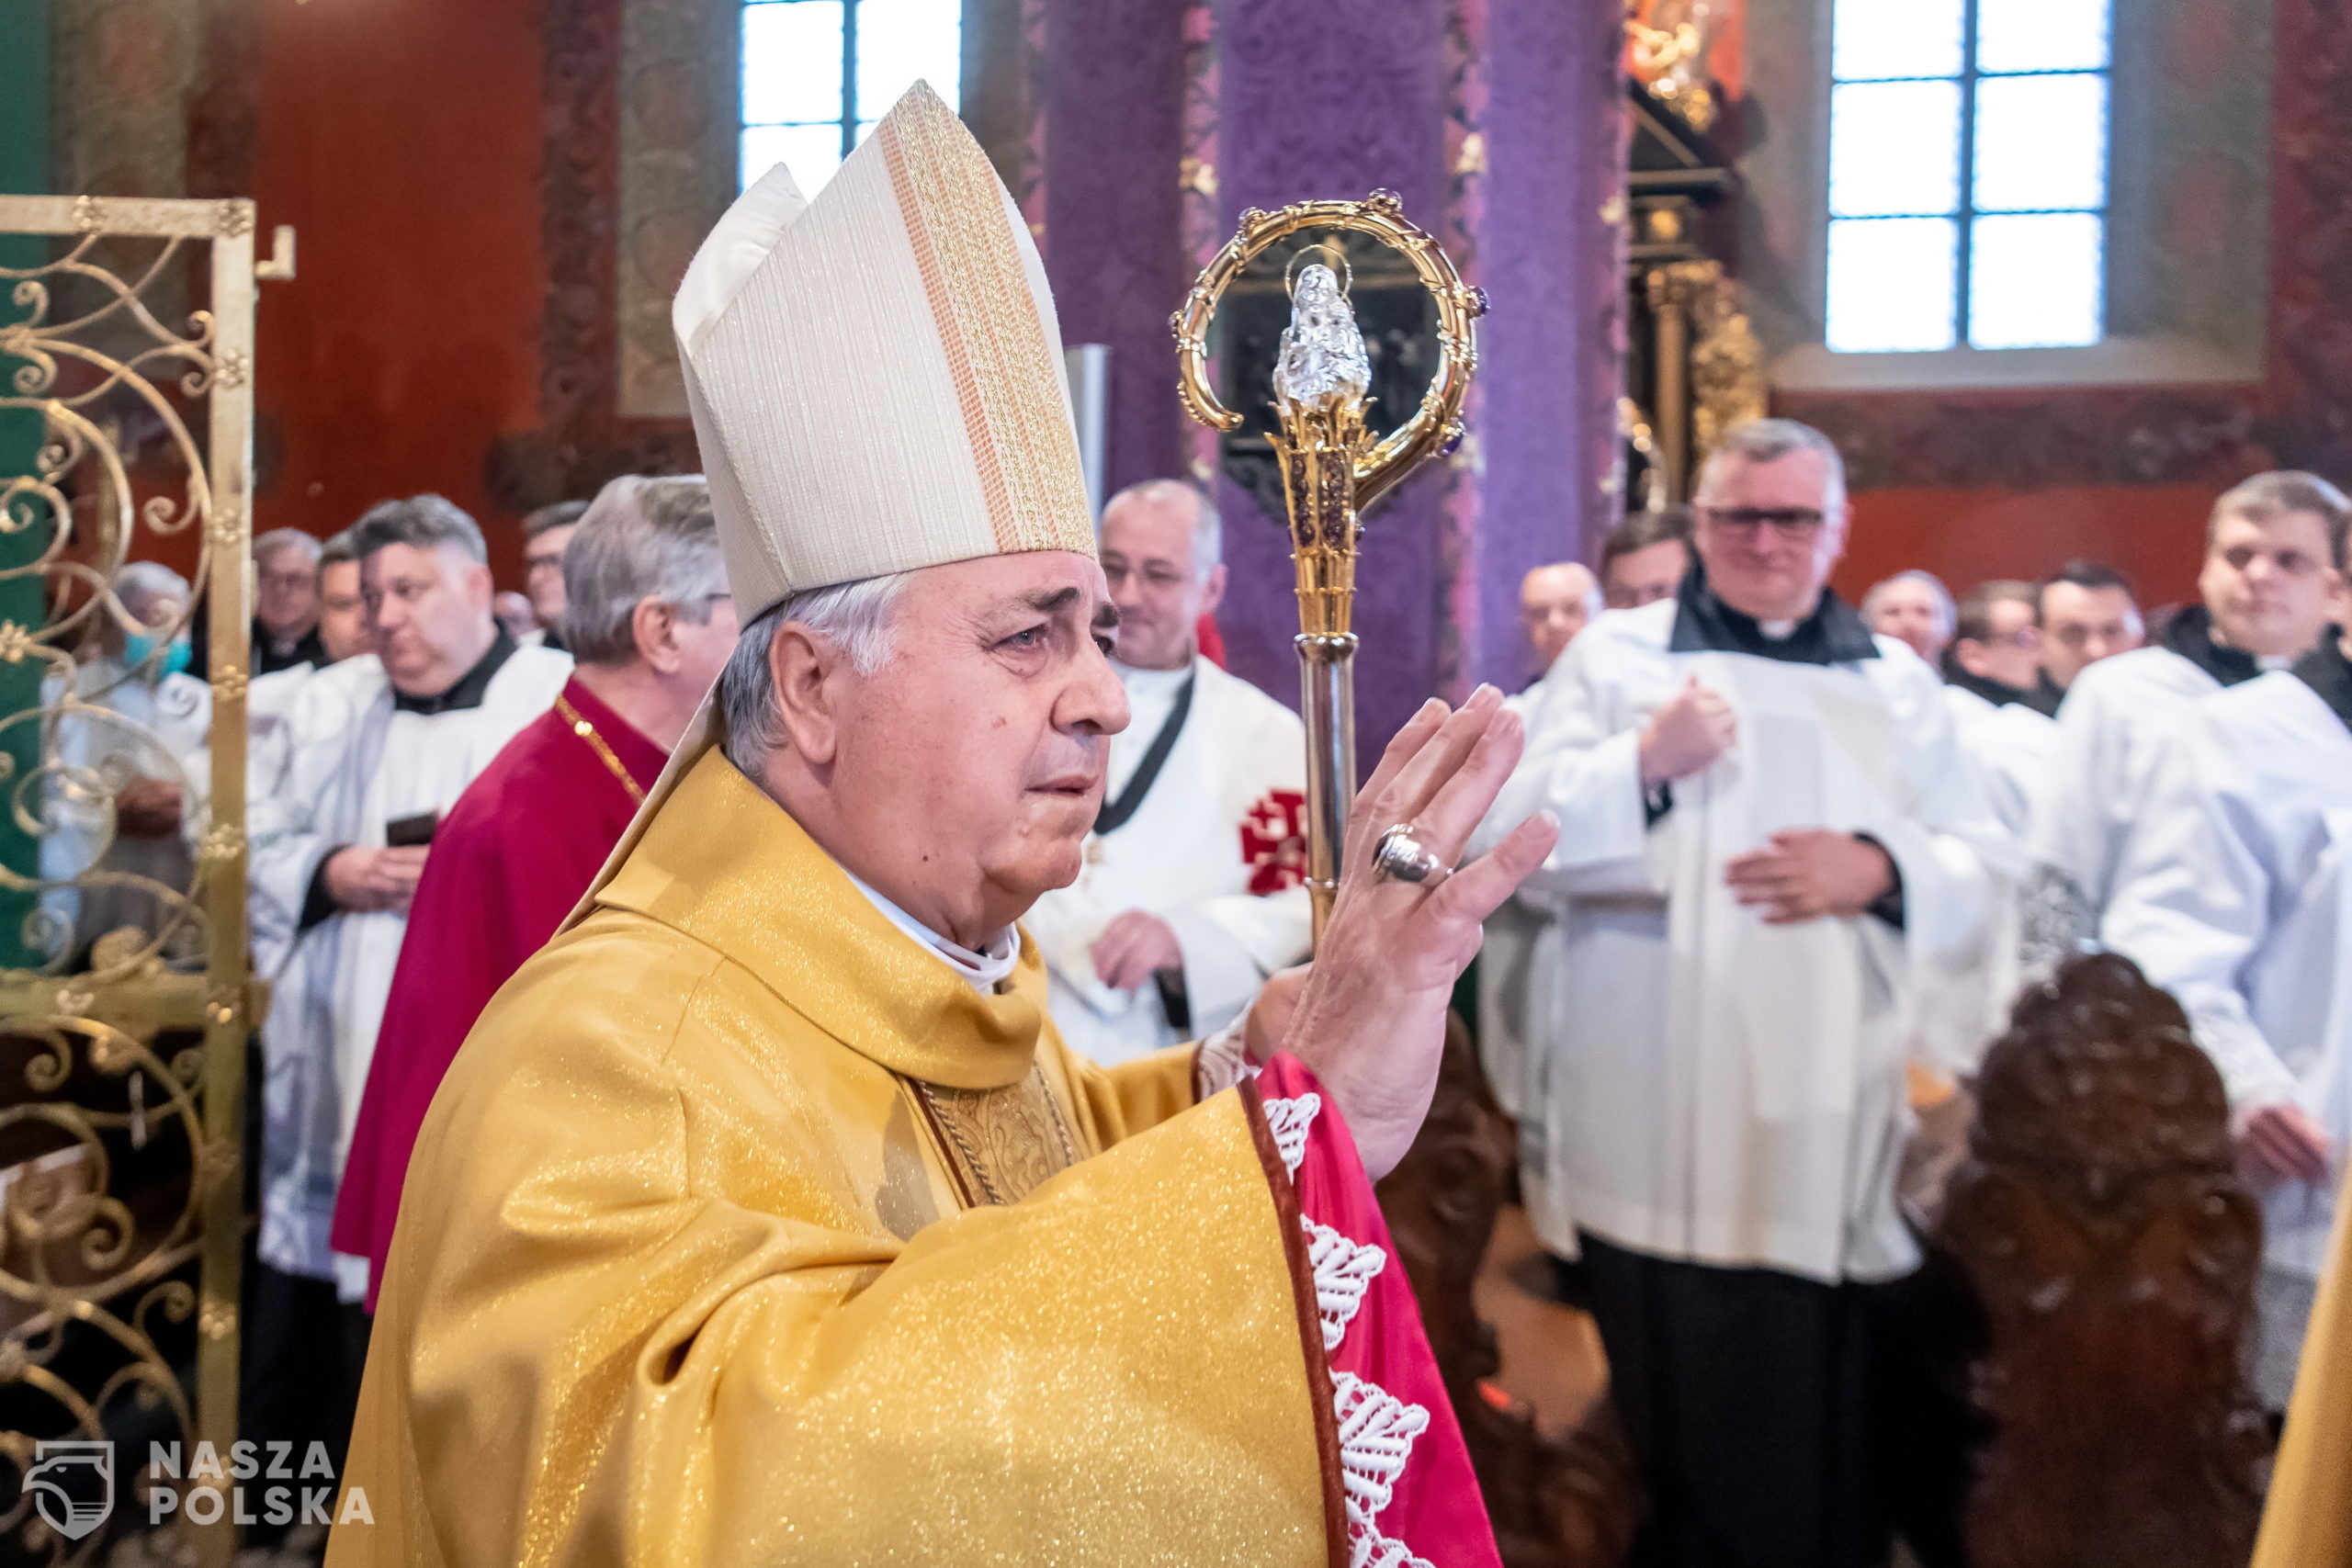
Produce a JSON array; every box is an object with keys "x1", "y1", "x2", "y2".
[
  {"x1": 330, "y1": 935, "x2": 1328, "y2": 1568},
  {"x1": 2253, "y1": 1201, "x2": 2352, "y2": 1568}
]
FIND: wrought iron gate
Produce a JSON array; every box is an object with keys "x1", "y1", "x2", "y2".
[{"x1": 0, "y1": 194, "x2": 290, "y2": 1567}]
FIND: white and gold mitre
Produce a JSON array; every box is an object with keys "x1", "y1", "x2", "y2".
[{"x1": 673, "y1": 80, "x2": 1094, "y2": 622}]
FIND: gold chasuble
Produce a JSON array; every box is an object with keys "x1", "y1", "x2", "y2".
[
  {"x1": 331, "y1": 750, "x2": 1331, "y2": 1566},
  {"x1": 2254, "y1": 1197, "x2": 2352, "y2": 1567}
]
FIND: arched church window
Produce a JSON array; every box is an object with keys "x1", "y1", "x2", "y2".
[
  {"x1": 739, "y1": 0, "x2": 963, "y2": 191},
  {"x1": 1824, "y1": 0, "x2": 2110, "y2": 353}
]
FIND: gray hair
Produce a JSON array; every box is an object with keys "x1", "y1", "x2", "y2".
[
  {"x1": 1861, "y1": 570, "x2": 1955, "y2": 640},
  {"x1": 320, "y1": 526, "x2": 361, "y2": 570},
  {"x1": 1102, "y1": 478, "x2": 1222, "y2": 574},
  {"x1": 1697, "y1": 418, "x2": 1849, "y2": 512},
  {"x1": 347, "y1": 493, "x2": 486, "y2": 564},
  {"x1": 717, "y1": 572, "x2": 911, "y2": 776},
  {"x1": 254, "y1": 527, "x2": 322, "y2": 567},
  {"x1": 560, "y1": 475, "x2": 726, "y2": 665},
  {"x1": 118, "y1": 559, "x2": 191, "y2": 620}
]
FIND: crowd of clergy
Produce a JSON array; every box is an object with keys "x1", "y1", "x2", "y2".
[{"x1": 42, "y1": 209, "x2": 2352, "y2": 1568}]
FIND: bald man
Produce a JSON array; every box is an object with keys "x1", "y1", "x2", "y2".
[{"x1": 1521, "y1": 562, "x2": 1603, "y2": 684}]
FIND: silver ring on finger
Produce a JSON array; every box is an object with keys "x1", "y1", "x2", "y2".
[{"x1": 1373, "y1": 823, "x2": 1453, "y2": 888}]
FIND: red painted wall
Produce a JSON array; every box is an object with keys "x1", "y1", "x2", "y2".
[
  {"x1": 1830, "y1": 483, "x2": 2213, "y2": 610},
  {"x1": 247, "y1": 0, "x2": 547, "y2": 591}
]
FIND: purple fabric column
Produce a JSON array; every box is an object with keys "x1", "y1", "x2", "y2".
[
  {"x1": 1216, "y1": 0, "x2": 1451, "y2": 767},
  {"x1": 1476, "y1": 0, "x2": 1628, "y2": 692},
  {"x1": 1041, "y1": 0, "x2": 1188, "y2": 496}
]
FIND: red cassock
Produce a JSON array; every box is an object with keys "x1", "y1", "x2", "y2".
[{"x1": 330, "y1": 675, "x2": 665, "y2": 1311}]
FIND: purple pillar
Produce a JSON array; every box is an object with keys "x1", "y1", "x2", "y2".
[
  {"x1": 1476, "y1": 0, "x2": 1628, "y2": 692},
  {"x1": 1041, "y1": 0, "x2": 1188, "y2": 495},
  {"x1": 1216, "y1": 0, "x2": 1451, "y2": 766}
]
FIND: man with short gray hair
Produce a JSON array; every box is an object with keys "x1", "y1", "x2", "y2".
[
  {"x1": 333, "y1": 474, "x2": 734, "y2": 1309},
  {"x1": 1023, "y1": 477, "x2": 1314, "y2": 1066},
  {"x1": 244, "y1": 492, "x2": 570, "y2": 1475},
  {"x1": 254, "y1": 525, "x2": 328, "y2": 672}
]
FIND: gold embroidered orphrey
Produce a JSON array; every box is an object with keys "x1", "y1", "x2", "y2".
[{"x1": 911, "y1": 1067, "x2": 1080, "y2": 1206}]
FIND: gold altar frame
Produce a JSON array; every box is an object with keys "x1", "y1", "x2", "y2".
[{"x1": 0, "y1": 193, "x2": 288, "y2": 1567}]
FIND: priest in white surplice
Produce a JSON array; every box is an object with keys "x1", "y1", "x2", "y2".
[
  {"x1": 243, "y1": 494, "x2": 569, "y2": 1482},
  {"x1": 2105, "y1": 578, "x2": 2352, "y2": 1413},
  {"x1": 2028, "y1": 472, "x2": 2346, "y2": 942},
  {"x1": 1024, "y1": 479, "x2": 1311, "y2": 1066},
  {"x1": 1480, "y1": 419, "x2": 2017, "y2": 1568}
]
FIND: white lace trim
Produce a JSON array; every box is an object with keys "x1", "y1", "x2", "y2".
[
  {"x1": 1304, "y1": 1214, "x2": 1386, "y2": 1351},
  {"x1": 1264, "y1": 1092, "x2": 1320, "y2": 1176},
  {"x1": 1274, "y1": 1082, "x2": 1432, "y2": 1568},
  {"x1": 1193, "y1": 1021, "x2": 1259, "y2": 1099}
]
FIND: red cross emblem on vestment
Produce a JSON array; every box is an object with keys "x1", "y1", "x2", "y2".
[{"x1": 1240, "y1": 788, "x2": 1309, "y2": 896}]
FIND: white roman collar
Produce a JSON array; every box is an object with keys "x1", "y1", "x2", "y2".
[{"x1": 839, "y1": 866, "x2": 1020, "y2": 992}]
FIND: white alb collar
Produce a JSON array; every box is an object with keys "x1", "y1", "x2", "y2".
[{"x1": 839, "y1": 866, "x2": 1020, "y2": 992}]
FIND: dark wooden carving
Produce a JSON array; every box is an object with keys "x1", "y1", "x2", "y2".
[
  {"x1": 1936, "y1": 952, "x2": 2272, "y2": 1568},
  {"x1": 1377, "y1": 1019, "x2": 1643, "y2": 1568}
]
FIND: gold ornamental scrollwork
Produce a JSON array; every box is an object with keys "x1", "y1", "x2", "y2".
[{"x1": 0, "y1": 192, "x2": 287, "y2": 1568}]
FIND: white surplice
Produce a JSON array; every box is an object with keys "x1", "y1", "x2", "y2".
[
  {"x1": 248, "y1": 642, "x2": 571, "y2": 1295},
  {"x1": 1023, "y1": 654, "x2": 1312, "y2": 1066},
  {"x1": 1481, "y1": 597, "x2": 2018, "y2": 1281},
  {"x1": 1943, "y1": 684, "x2": 2054, "y2": 840},
  {"x1": 2102, "y1": 665, "x2": 2352, "y2": 1283}
]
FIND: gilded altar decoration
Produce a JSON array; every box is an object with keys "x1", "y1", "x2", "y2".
[
  {"x1": 1172, "y1": 193, "x2": 1482, "y2": 939},
  {"x1": 1635, "y1": 258, "x2": 1764, "y2": 502},
  {"x1": 1626, "y1": 0, "x2": 1720, "y2": 133},
  {"x1": 0, "y1": 195, "x2": 287, "y2": 1567}
]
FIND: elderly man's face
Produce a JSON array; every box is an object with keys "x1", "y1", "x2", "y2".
[
  {"x1": 256, "y1": 543, "x2": 321, "y2": 640},
  {"x1": 812, "y1": 551, "x2": 1128, "y2": 939},
  {"x1": 1692, "y1": 451, "x2": 1848, "y2": 623},
  {"x1": 1520, "y1": 563, "x2": 1598, "y2": 673},
  {"x1": 1100, "y1": 492, "x2": 1223, "y2": 671},
  {"x1": 361, "y1": 542, "x2": 495, "y2": 696},
  {"x1": 1866, "y1": 579, "x2": 1951, "y2": 663},
  {"x1": 1604, "y1": 539, "x2": 1689, "y2": 609}
]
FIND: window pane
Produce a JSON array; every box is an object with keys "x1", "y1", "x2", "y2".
[
  {"x1": 1970, "y1": 212, "x2": 2103, "y2": 347},
  {"x1": 855, "y1": 0, "x2": 962, "y2": 118},
  {"x1": 742, "y1": 1, "x2": 843, "y2": 128},
  {"x1": 741, "y1": 121, "x2": 846, "y2": 194},
  {"x1": 1831, "y1": 0, "x2": 1964, "y2": 81},
  {"x1": 1829, "y1": 80, "x2": 1961, "y2": 217},
  {"x1": 1974, "y1": 74, "x2": 2108, "y2": 212},
  {"x1": 1826, "y1": 218, "x2": 1959, "y2": 352},
  {"x1": 1977, "y1": 0, "x2": 2109, "y2": 73}
]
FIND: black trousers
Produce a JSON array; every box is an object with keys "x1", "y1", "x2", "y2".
[
  {"x1": 1579, "y1": 1233, "x2": 1982, "y2": 1568},
  {"x1": 241, "y1": 1258, "x2": 372, "y2": 1534}
]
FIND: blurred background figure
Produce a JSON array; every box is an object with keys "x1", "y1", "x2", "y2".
[
  {"x1": 253, "y1": 527, "x2": 328, "y2": 674},
  {"x1": 316, "y1": 529, "x2": 373, "y2": 665},
  {"x1": 2037, "y1": 560, "x2": 2143, "y2": 696},
  {"x1": 1862, "y1": 569, "x2": 1956, "y2": 666},
  {"x1": 492, "y1": 591, "x2": 538, "y2": 645},
  {"x1": 519, "y1": 499, "x2": 589, "y2": 651},
  {"x1": 1026, "y1": 478, "x2": 1310, "y2": 1066},
  {"x1": 1943, "y1": 580, "x2": 2052, "y2": 715},
  {"x1": 1599, "y1": 505, "x2": 1692, "y2": 609},
  {"x1": 1520, "y1": 560, "x2": 1603, "y2": 684},
  {"x1": 41, "y1": 560, "x2": 212, "y2": 966}
]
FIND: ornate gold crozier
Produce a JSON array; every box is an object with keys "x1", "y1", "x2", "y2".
[{"x1": 1172, "y1": 193, "x2": 1482, "y2": 940}]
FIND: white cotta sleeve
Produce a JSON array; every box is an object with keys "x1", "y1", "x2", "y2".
[
  {"x1": 1164, "y1": 884, "x2": 1312, "y2": 1039},
  {"x1": 2100, "y1": 723, "x2": 2301, "y2": 1111},
  {"x1": 1479, "y1": 637, "x2": 1660, "y2": 900}
]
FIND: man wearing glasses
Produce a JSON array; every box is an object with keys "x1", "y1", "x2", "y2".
[{"x1": 1480, "y1": 418, "x2": 2015, "y2": 1568}]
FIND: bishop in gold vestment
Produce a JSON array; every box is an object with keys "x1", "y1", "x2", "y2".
[{"x1": 327, "y1": 79, "x2": 1557, "y2": 1568}]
